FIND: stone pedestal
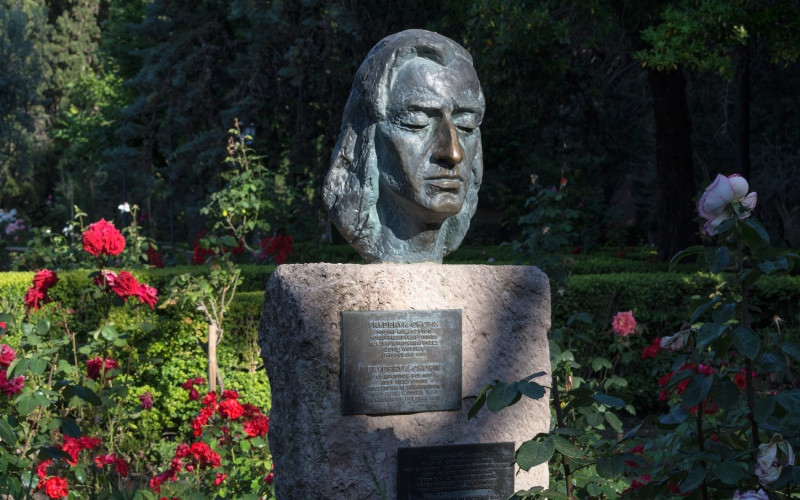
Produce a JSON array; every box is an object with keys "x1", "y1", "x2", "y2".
[{"x1": 258, "y1": 264, "x2": 551, "y2": 499}]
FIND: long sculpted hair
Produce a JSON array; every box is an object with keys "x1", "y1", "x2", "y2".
[{"x1": 323, "y1": 29, "x2": 484, "y2": 263}]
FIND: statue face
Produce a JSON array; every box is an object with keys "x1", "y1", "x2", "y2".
[{"x1": 376, "y1": 58, "x2": 484, "y2": 226}]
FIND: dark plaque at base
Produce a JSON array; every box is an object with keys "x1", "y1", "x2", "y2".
[
  {"x1": 341, "y1": 309, "x2": 461, "y2": 415},
  {"x1": 397, "y1": 442, "x2": 515, "y2": 499}
]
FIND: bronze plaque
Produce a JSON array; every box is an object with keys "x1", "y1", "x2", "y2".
[
  {"x1": 397, "y1": 443, "x2": 515, "y2": 499},
  {"x1": 340, "y1": 309, "x2": 461, "y2": 415}
]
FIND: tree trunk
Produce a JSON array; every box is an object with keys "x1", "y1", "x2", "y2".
[
  {"x1": 647, "y1": 68, "x2": 698, "y2": 261},
  {"x1": 737, "y1": 43, "x2": 751, "y2": 180},
  {"x1": 208, "y1": 321, "x2": 222, "y2": 393}
]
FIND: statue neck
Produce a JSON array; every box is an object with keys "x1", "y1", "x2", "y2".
[{"x1": 374, "y1": 201, "x2": 446, "y2": 263}]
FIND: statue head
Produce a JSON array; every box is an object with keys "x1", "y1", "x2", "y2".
[{"x1": 323, "y1": 29, "x2": 485, "y2": 263}]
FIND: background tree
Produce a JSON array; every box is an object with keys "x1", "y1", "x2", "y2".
[{"x1": 0, "y1": 2, "x2": 48, "y2": 210}]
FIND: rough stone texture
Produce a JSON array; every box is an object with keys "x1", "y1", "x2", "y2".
[{"x1": 259, "y1": 264, "x2": 551, "y2": 499}]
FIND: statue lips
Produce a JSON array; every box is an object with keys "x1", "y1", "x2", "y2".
[{"x1": 425, "y1": 176, "x2": 464, "y2": 194}]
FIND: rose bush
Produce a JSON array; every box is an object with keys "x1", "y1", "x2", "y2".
[
  {"x1": 148, "y1": 384, "x2": 274, "y2": 498},
  {"x1": 617, "y1": 174, "x2": 800, "y2": 498}
]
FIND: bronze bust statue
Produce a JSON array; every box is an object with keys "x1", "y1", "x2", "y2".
[{"x1": 323, "y1": 29, "x2": 485, "y2": 263}]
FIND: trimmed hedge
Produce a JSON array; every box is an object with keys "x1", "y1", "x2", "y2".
[{"x1": 4, "y1": 259, "x2": 799, "y2": 419}]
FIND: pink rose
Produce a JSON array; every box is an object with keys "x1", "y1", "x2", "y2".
[
  {"x1": 697, "y1": 174, "x2": 758, "y2": 235},
  {"x1": 612, "y1": 310, "x2": 637, "y2": 336},
  {"x1": 756, "y1": 434, "x2": 795, "y2": 486},
  {"x1": 0, "y1": 344, "x2": 16, "y2": 367},
  {"x1": 733, "y1": 489, "x2": 769, "y2": 500},
  {"x1": 0, "y1": 370, "x2": 25, "y2": 395},
  {"x1": 660, "y1": 331, "x2": 688, "y2": 352}
]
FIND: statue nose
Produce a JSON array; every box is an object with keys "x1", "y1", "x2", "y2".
[{"x1": 434, "y1": 119, "x2": 463, "y2": 167}]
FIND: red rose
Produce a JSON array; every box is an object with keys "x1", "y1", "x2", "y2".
[
  {"x1": 0, "y1": 370, "x2": 25, "y2": 396},
  {"x1": 42, "y1": 476, "x2": 69, "y2": 499},
  {"x1": 87, "y1": 357, "x2": 119, "y2": 380},
  {"x1": 201, "y1": 392, "x2": 217, "y2": 407},
  {"x1": 24, "y1": 287, "x2": 46, "y2": 310},
  {"x1": 260, "y1": 235, "x2": 293, "y2": 264},
  {"x1": 213, "y1": 473, "x2": 227, "y2": 486},
  {"x1": 114, "y1": 457, "x2": 130, "y2": 477},
  {"x1": 243, "y1": 415, "x2": 270, "y2": 437},
  {"x1": 139, "y1": 391, "x2": 154, "y2": 410},
  {"x1": 94, "y1": 453, "x2": 116, "y2": 468},
  {"x1": 265, "y1": 471, "x2": 274, "y2": 485},
  {"x1": 134, "y1": 283, "x2": 158, "y2": 309},
  {"x1": 218, "y1": 398, "x2": 245, "y2": 420},
  {"x1": 147, "y1": 245, "x2": 165, "y2": 268},
  {"x1": 188, "y1": 442, "x2": 221, "y2": 468},
  {"x1": 111, "y1": 271, "x2": 140, "y2": 300},
  {"x1": 0, "y1": 344, "x2": 16, "y2": 367},
  {"x1": 93, "y1": 270, "x2": 118, "y2": 290},
  {"x1": 82, "y1": 219, "x2": 125, "y2": 257},
  {"x1": 36, "y1": 459, "x2": 52, "y2": 481},
  {"x1": 221, "y1": 389, "x2": 239, "y2": 400},
  {"x1": 33, "y1": 269, "x2": 59, "y2": 292}
]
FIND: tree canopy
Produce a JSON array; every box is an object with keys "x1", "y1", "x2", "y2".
[{"x1": 3, "y1": 0, "x2": 800, "y2": 254}]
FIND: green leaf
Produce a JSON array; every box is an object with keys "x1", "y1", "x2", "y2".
[
  {"x1": 60, "y1": 417, "x2": 81, "y2": 438},
  {"x1": 711, "y1": 379, "x2": 740, "y2": 411},
  {"x1": 659, "y1": 406, "x2": 689, "y2": 428},
  {"x1": 516, "y1": 437, "x2": 555, "y2": 470},
  {"x1": 681, "y1": 462, "x2": 706, "y2": 493},
  {"x1": 682, "y1": 374, "x2": 714, "y2": 409},
  {"x1": 67, "y1": 385, "x2": 102, "y2": 406},
  {"x1": 551, "y1": 435, "x2": 583, "y2": 458},
  {"x1": 15, "y1": 393, "x2": 38, "y2": 417},
  {"x1": 567, "y1": 312, "x2": 592, "y2": 325},
  {"x1": 696, "y1": 323, "x2": 727, "y2": 350},
  {"x1": 670, "y1": 245, "x2": 703, "y2": 269},
  {"x1": 591, "y1": 393, "x2": 625, "y2": 408},
  {"x1": 705, "y1": 246, "x2": 730, "y2": 274},
  {"x1": 28, "y1": 357, "x2": 47, "y2": 375},
  {"x1": 777, "y1": 390, "x2": 800, "y2": 414},
  {"x1": 782, "y1": 342, "x2": 800, "y2": 363},
  {"x1": 605, "y1": 412, "x2": 623, "y2": 433},
  {"x1": 754, "y1": 397, "x2": 775, "y2": 423},
  {"x1": 596, "y1": 456, "x2": 625, "y2": 479},
  {"x1": 0, "y1": 418, "x2": 17, "y2": 445},
  {"x1": 731, "y1": 326, "x2": 760, "y2": 359},
  {"x1": 711, "y1": 303, "x2": 736, "y2": 324},
  {"x1": 8, "y1": 358, "x2": 30, "y2": 378},
  {"x1": 487, "y1": 381, "x2": 521, "y2": 412},
  {"x1": 758, "y1": 353, "x2": 786, "y2": 374},
  {"x1": 538, "y1": 490, "x2": 568, "y2": 500},
  {"x1": 742, "y1": 218, "x2": 770, "y2": 247},
  {"x1": 712, "y1": 460, "x2": 748, "y2": 485},
  {"x1": 35, "y1": 320, "x2": 50, "y2": 335},
  {"x1": 468, "y1": 386, "x2": 489, "y2": 420},
  {"x1": 100, "y1": 325, "x2": 119, "y2": 341},
  {"x1": 591, "y1": 357, "x2": 612, "y2": 371},
  {"x1": 518, "y1": 381, "x2": 546, "y2": 400},
  {"x1": 691, "y1": 297, "x2": 721, "y2": 323},
  {"x1": 73, "y1": 465, "x2": 86, "y2": 484}
]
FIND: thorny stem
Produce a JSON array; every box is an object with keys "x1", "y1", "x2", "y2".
[
  {"x1": 696, "y1": 406, "x2": 709, "y2": 500},
  {"x1": 552, "y1": 373, "x2": 574, "y2": 500},
  {"x1": 20, "y1": 354, "x2": 58, "y2": 459},
  {"x1": 737, "y1": 230, "x2": 760, "y2": 450}
]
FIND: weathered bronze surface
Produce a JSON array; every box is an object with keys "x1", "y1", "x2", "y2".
[
  {"x1": 397, "y1": 443, "x2": 515, "y2": 499},
  {"x1": 340, "y1": 309, "x2": 461, "y2": 415},
  {"x1": 324, "y1": 29, "x2": 485, "y2": 263}
]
